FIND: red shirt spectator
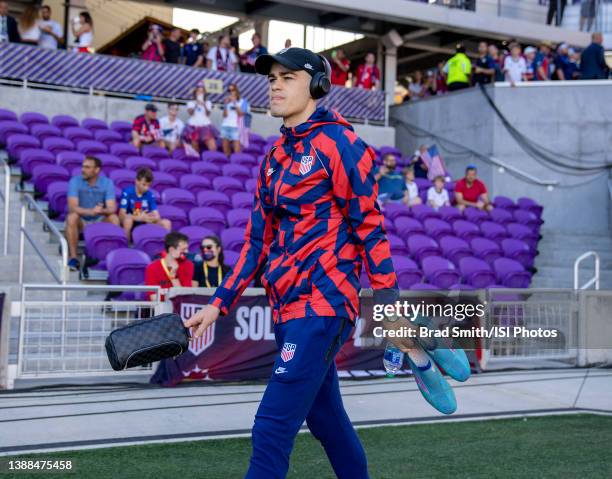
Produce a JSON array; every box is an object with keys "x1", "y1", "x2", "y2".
[
  {"x1": 144, "y1": 232, "x2": 194, "y2": 300},
  {"x1": 330, "y1": 49, "x2": 350, "y2": 86},
  {"x1": 454, "y1": 177, "x2": 487, "y2": 203},
  {"x1": 131, "y1": 103, "x2": 163, "y2": 148},
  {"x1": 354, "y1": 52, "x2": 380, "y2": 90}
]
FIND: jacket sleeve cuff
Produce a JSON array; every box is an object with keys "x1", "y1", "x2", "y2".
[{"x1": 208, "y1": 287, "x2": 236, "y2": 316}]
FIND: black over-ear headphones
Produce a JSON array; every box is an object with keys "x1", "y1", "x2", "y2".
[{"x1": 309, "y1": 54, "x2": 332, "y2": 100}]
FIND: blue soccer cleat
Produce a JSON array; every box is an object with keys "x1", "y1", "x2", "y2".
[{"x1": 406, "y1": 355, "x2": 457, "y2": 415}]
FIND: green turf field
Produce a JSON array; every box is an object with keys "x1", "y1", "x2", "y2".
[{"x1": 5, "y1": 414, "x2": 612, "y2": 479}]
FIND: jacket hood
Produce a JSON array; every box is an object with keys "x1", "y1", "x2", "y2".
[{"x1": 280, "y1": 107, "x2": 353, "y2": 140}]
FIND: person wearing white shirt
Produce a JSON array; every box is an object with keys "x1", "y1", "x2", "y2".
[
  {"x1": 18, "y1": 5, "x2": 40, "y2": 45},
  {"x1": 427, "y1": 176, "x2": 451, "y2": 210},
  {"x1": 38, "y1": 5, "x2": 62, "y2": 50},
  {"x1": 183, "y1": 81, "x2": 217, "y2": 154},
  {"x1": 72, "y1": 11, "x2": 93, "y2": 53},
  {"x1": 221, "y1": 83, "x2": 245, "y2": 156},
  {"x1": 206, "y1": 34, "x2": 238, "y2": 72},
  {"x1": 503, "y1": 43, "x2": 527, "y2": 86},
  {"x1": 404, "y1": 167, "x2": 422, "y2": 206},
  {"x1": 159, "y1": 103, "x2": 185, "y2": 153}
]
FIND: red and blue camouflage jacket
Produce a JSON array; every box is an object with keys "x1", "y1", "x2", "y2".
[{"x1": 209, "y1": 107, "x2": 398, "y2": 324}]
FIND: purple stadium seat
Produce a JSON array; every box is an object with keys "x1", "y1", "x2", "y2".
[
  {"x1": 438, "y1": 206, "x2": 462, "y2": 224},
  {"x1": 506, "y1": 223, "x2": 539, "y2": 251},
  {"x1": 191, "y1": 161, "x2": 222, "y2": 182},
  {"x1": 251, "y1": 165, "x2": 260, "y2": 179},
  {"x1": 224, "y1": 250, "x2": 240, "y2": 267},
  {"x1": 159, "y1": 159, "x2": 190, "y2": 178},
  {"x1": 151, "y1": 171, "x2": 178, "y2": 192},
  {"x1": 501, "y1": 238, "x2": 534, "y2": 268},
  {"x1": 201, "y1": 150, "x2": 228, "y2": 166},
  {"x1": 245, "y1": 178, "x2": 257, "y2": 193},
  {"x1": 197, "y1": 190, "x2": 232, "y2": 215},
  {"x1": 411, "y1": 204, "x2": 439, "y2": 222},
  {"x1": 463, "y1": 207, "x2": 489, "y2": 225},
  {"x1": 83, "y1": 223, "x2": 128, "y2": 262},
  {"x1": 242, "y1": 145, "x2": 262, "y2": 157},
  {"x1": 394, "y1": 217, "x2": 425, "y2": 236},
  {"x1": 172, "y1": 148, "x2": 199, "y2": 162},
  {"x1": 126, "y1": 156, "x2": 156, "y2": 171},
  {"x1": 470, "y1": 237, "x2": 503, "y2": 264},
  {"x1": 439, "y1": 236, "x2": 472, "y2": 266},
  {"x1": 221, "y1": 227, "x2": 247, "y2": 252},
  {"x1": 179, "y1": 174, "x2": 212, "y2": 196},
  {"x1": 188, "y1": 207, "x2": 226, "y2": 235},
  {"x1": 513, "y1": 209, "x2": 543, "y2": 230},
  {"x1": 51, "y1": 115, "x2": 79, "y2": 130},
  {"x1": 63, "y1": 127, "x2": 93, "y2": 143},
  {"x1": 30, "y1": 123, "x2": 61, "y2": 142},
  {"x1": 82, "y1": 118, "x2": 108, "y2": 132},
  {"x1": 392, "y1": 256, "x2": 423, "y2": 289},
  {"x1": 229, "y1": 152, "x2": 257, "y2": 167},
  {"x1": 422, "y1": 256, "x2": 461, "y2": 289},
  {"x1": 106, "y1": 248, "x2": 150, "y2": 286},
  {"x1": 179, "y1": 225, "x2": 216, "y2": 253},
  {"x1": 459, "y1": 257, "x2": 497, "y2": 288},
  {"x1": 407, "y1": 234, "x2": 441, "y2": 264},
  {"x1": 32, "y1": 164, "x2": 70, "y2": 196},
  {"x1": 94, "y1": 129, "x2": 123, "y2": 147},
  {"x1": 0, "y1": 121, "x2": 28, "y2": 146},
  {"x1": 232, "y1": 192, "x2": 254, "y2": 210},
  {"x1": 384, "y1": 217, "x2": 396, "y2": 235},
  {"x1": 409, "y1": 283, "x2": 439, "y2": 291},
  {"x1": 424, "y1": 218, "x2": 453, "y2": 241},
  {"x1": 110, "y1": 143, "x2": 139, "y2": 161},
  {"x1": 132, "y1": 224, "x2": 168, "y2": 258},
  {"x1": 249, "y1": 132, "x2": 266, "y2": 144},
  {"x1": 7, "y1": 134, "x2": 40, "y2": 161},
  {"x1": 56, "y1": 151, "x2": 84, "y2": 170},
  {"x1": 109, "y1": 169, "x2": 136, "y2": 190},
  {"x1": 480, "y1": 221, "x2": 510, "y2": 243},
  {"x1": 157, "y1": 205, "x2": 188, "y2": 230},
  {"x1": 76, "y1": 140, "x2": 108, "y2": 156},
  {"x1": 453, "y1": 220, "x2": 481, "y2": 241},
  {"x1": 387, "y1": 234, "x2": 409, "y2": 256},
  {"x1": 493, "y1": 258, "x2": 531, "y2": 288},
  {"x1": 20, "y1": 148, "x2": 55, "y2": 176},
  {"x1": 141, "y1": 145, "x2": 169, "y2": 161},
  {"x1": 517, "y1": 197, "x2": 543, "y2": 218},
  {"x1": 222, "y1": 163, "x2": 252, "y2": 183},
  {"x1": 414, "y1": 178, "x2": 432, "y2": 191},
  {"x1": 43, "y1": 137, "x2": 74, "y2": 156},
  {"x1": 490, "y1": 208, "x2": 514, "y2": 225},
  {"x1": 212, "y1": 176, "x2": 243, "y2": 197},
  {"x1": 0, "y1": 109, "x2": 17, "y2": 122},
  {"x1": 110, "y1": 120, "x2": 132, "y2": 140},
  {"x1": 493, "y1": 196, "x2": 516, "y2": 210},
  {"x1": 161, "y1": 188, "x2": 196, "y2": 213},
  {"x1": 96, "y1": 153, "x2": 124, "y2": 175},
  {"x1": 47, "y1": 181, "x2": 68, "y2": 220},
  {"x1": 227, "y1": 208, "x2": 251, "y2": 228},
  {"x1": 383, "y1": 203, "x2": 411, "y2": 221},
  {"x1": 266, "y1": 135, "x2": 280, "y2": 144},
  {"x1": 20, "y1": 112, "x2": 49, "y2": 129}
]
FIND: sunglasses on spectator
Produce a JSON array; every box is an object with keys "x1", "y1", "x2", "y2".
[{"x1": 201, "y1": 244, "x2": 215, "y2": 250}]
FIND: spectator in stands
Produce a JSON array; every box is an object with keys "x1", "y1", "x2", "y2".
[
  {"x1": 434, "y1": 61, "x2": 448, "y2": 93},
  {"x1": 473, "y1": 41, "x2": 495, "y2": 85},
  {"x1": 240, "y1": 32, "x2": 268, "y2": 73},
  {"x1": 547, "y1": 0, "x2": 567, "y2": 26},
  {"x1": 72, "y1": 11, "x2": 93, "y2": 53},
  {"x1": 580, "y1": 0, "x2": 597, "y2": 32},
  {"x1": 488, "y1": 44, "x2": 505, "y2": 82},
  {"x1": 18, "y1": 5, "x2": 40, "y2": 46},
  {"x1": 0, "y1": 1, "x2": 21, "y2": 43},
  {"x1": 504, "y1": 43, "x2": 527, "y2": 86},
  {"x1": 193, "y1": 235, "x2": 231, "y2": 287},
  {"x1": 142, "y1": 24, "x2": 165, "y2": 62},
  {"x1": 330, "y1": 48, "x2": 350, "y2": 87},
  {"x1": 406, "y1": 70, "x2": 427, "y2": 101},
  {"x1": 221, "y1": 83, "x2": 245, "y2": 156},
  {"x1": 427, "y1": 176, "x2": 451, "y2": 210},
  {"x1": 403, "y1": 167, "x2": 422, "y2": 206},
  {"x1": 38, "y1": 5, "x2": 62, "y2": 50},
  {"x1": 524, "y1": 46, "x2": 537, "y2": 81},
  {"x1": 284, "y1": 38, "x2": 292, "y2": 48},
  {"x1": 374, "y1": 153, "x2": 408, "y2": 205},
  {"x1": 163, "y1": 28, "x2": 182, "y2": 64},
  {"x1": 183, "y1": 81, "x2": 216, "y2": 154},
  {"x1": 410, "y1": 145, "x2": 429, "y2": 179},
  {"x1": 354, "y1": 52, "x2": 380, "y2": 90},
  {"x1": 555, "y1": 43, "x2": 578, "y2": 80},
  {"x1": 455, "y1": 165, "x2": 493, "y2": 212},
  {"x1": 159, "y1": 103, "x2": 184, "y2": 152},
  {"x1": 534, "y1": 41, "x2": 554, "y2": 81},
  {"x1": 144, "y1": 232, "x2": 196, "y2": 300},
  {"x1": 580, "y1": 32, "x2": 608, "y2": 79},
  {"x1": 66, "y1": 157, "x2": 119, "y2": 271},
  {"x1": 207, "y1": 33, "x2": 238, "y2": 72},
  {"x1": 131, "y1": 103, "x2": 164, "y2": 148},
  {"x1": 119, "y1": 168, "x2": 171, "y2": 242},
  {"x1": 444, "y1": 44, "x2": 471, "y2": 91},
  {"x1": 184, "y1": 29, "x2": 204, "y2": 67}
]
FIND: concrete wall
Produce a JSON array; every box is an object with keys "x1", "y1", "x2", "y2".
[
  {"x1": 390, "y1": 82, "x2": 612, "y2": 234},
  {"x1": 0, "y1": 85, "x2": 395, "y2": 148}
]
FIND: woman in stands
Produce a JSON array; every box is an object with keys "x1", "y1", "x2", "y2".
[
  {"x1": 183, "y1": 81, "x2": 217, "y2": 155},
  {"x1": 193, "y1": 235, "x2": 231, "y2": 288},
  {"x1": 18, "y1": 5, "x2": 40, "y2": 46},
  {"x1": 72, "y1": 11, "x2": 93, "y2": 53},
  {"x1": 221, "y1": 83, "x2": 246, "y2": 157}
]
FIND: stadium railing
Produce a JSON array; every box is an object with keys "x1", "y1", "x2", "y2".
[
  {"x1": 0, "y1": 158, "x2": 9, "y2": 256},
  {"x1": 574, "y1": 251, "x2": 600, "y2": 290}
]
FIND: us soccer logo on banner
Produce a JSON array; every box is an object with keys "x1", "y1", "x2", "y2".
[
  {"x1": 181, "y1": 303, "x2": 216, "y2": 355},
  {"x1": 280, "y1": 342, "x2": 297, "y2": 362},
  {"x1": 299, "y1": 155, "x2": 313, "y2": 175}
]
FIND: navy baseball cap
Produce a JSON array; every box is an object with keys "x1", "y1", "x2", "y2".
[{"x1": 255, "y1": 47, "x2": 326, "y2": 77}]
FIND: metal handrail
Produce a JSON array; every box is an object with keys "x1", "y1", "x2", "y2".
[
  {"x1": 574, "y1": 251, "x2": 600, "y2": 290},
  {"x1": 18, "y1": 194, "x2": 68, "y2": 285},
  {"x1": 0, "y1": 158, "x2": 9, "y2": 255}
]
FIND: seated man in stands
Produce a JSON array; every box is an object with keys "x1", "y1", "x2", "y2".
[
  {"x1": 144, "y1": 232, "x2": 196, "y2": 300},
  {"x1": 118, "y1": 168, "x2": 171, "y2": 243},
  {"x1": 427, "y1": 175, "x2": 451, "y2": 210},
  {"x1": 131, "y1": 103, "x2": 164, "y2": 149},
  {"x1": 374, "y1": 153, "x2": 409, "y2": 206},
  {"x1": 158, "y1": 103, "x2": 184, "y2": 152},
  {"x1": 455, "y1": 165, "x2": 493, "y2": 212},
  {"x1": 65, "y1": 156, "x2": 119, "y2": 271}
]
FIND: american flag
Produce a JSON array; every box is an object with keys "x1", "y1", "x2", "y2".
[{"x1": 420, "y1": 145, "x2": 448, "y2": 181}]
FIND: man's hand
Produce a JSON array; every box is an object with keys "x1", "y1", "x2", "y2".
[
  {"x1": 382, "y1": 315, "x2": 417, "y2": 353},
  {"x1": 92, "y1": 204, "x2": 104, "y2": 215},
  {"x1": 185, "y1": 305, "x2": 220, "y2": 339},
  {"x1": 378, "y1": 165, "x2": 389, "y2": 176}
]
